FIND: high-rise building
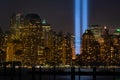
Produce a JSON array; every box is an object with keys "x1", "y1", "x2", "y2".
[
  {"x1": 3, "y1": 13, "x2": 74, "y2": 66},
  {"x1": 50, "y1": 32, "x2": 72, "y2": 66},
  {"x1": 81, "y1": 30, "x2": 95, "y2": 54},
  {"x1": 89, "y1": 25, "x2": 102, "y2": 41},
  {"x1": 10, "y1": 13, "x2": 24, "y2": 39},
  {"x1": 9, "y1": 13, "x2": 45, "y2": 65}
]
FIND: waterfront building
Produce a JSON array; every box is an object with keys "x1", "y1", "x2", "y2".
[
  {"x1": 81, "y1": 29, "x2": 100, "y2": 65},
  {"x1": 89, "y1": 25, "x2": 102, "y2": 41},
  {"x1": 4, "y1": 13, "x2": 73, "y2": 66}
]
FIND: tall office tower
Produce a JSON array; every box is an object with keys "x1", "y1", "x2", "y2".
[
  {"x1": 17, "y1": 13, "x2": 52, "y2": 65},
  {"x1": 100, "y1": 27, "x2": 113, "y2": 61},
  {"x1": 9, "y1": 13, "x2": 53, "y2": 65},
  {"x1": 8, "y1": 13, "x2": 73, "y2": 66},
  {"x1": 113, "y1": 29, "x2": 120, "y2": 53},
  {"x1": 8, "y1": 13, "x2": 42, "y2": 65},
  {"x1": 41, "y1": 20, "x2": 52, "y2": 48},
  {"x1": 102, "y1": 26, "x2": 112, "y2": 46},
  {"x1": 81, "y1": 30, "x2": 95, "y2": 54},
  {"x1": 22, "y1": 13, "x2": 43, "y2": 65},
  {"x1": 89, "y1": 25, "x2": 102, "y2": 41},
  {"x1": 82, "y1": 30, "x2": 100, "y2": 54},
  {"x1": 81, "y1": 29, "x2": 100, "y2": 64},
  {"x1": 10, "y1": 13, "x2": 24, "y2": 39},
  {"x1": 39, "y1": 20, "x2": 52, "y2": 65},
  {"x1": 53, "y1": 32, "x2": 65, "y2": 65},
  {"x1": 51, "y1": 32, "x2": 72, "y2": 66},
  {"x1": 112, "y1": 34, "x2": 120, "y2": 63},
  {"x1": 65, "y1": 33, "x2": 72, "y2": 65},
  {"x1": 7, "y1": 13, "x2": 23, "y2": 62},
  {"x1": 50, "y1": 31, "x2": 58, "y2": 65},
  {"x1": 102, "y1": 27, "x2": 118, "y2": 65}
]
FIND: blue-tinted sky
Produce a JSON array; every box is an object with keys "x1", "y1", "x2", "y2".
[{"x1": 0, "y1": 0, "x2": 120, "y2": 33}]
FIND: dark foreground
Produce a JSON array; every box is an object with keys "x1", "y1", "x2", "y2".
[{"x1": 0, "y1": 66, "x2": 120, "y2": 80}]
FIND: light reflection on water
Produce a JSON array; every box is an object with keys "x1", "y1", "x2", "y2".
[
  {"x1": 0, "y1": 76, "x2": 92, "y2": 80},
  {"x1": 1, "y1": 75, "x2": 120, "y2": 80},
  {"x1": 0, "y1": 67, "x2": 120, "y2": 80}
]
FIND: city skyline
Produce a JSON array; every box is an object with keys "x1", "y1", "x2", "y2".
[
  {"x1": 0, "y1": 0, "x2": 120, "y2": 33},
  {"x1": 0, "y1": 14, "x2": 120, "y2": 66},
  {"x1": 0, "y1": 1, "x2": 120, "y2": 80}
]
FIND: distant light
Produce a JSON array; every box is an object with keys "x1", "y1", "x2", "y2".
[
  {"x1": 35, "y1": 65, "x2": 40, "y2": 68},
  {"x1": 104, "y1": 26, "x2": 107, "y2": 29},
  {"x1": 116, "y1": 29, "x2": 120, "y2": 32},
  {"x1": 42, "y1": 20, "x2": 47, "y2": 24}
]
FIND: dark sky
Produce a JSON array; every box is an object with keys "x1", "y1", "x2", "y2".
[
  {"x1": 90, "y1": 0, "x2": 120, "y2": 28},
  {"x1": 0, "y1": 0, "x2": 120, "y2": 34}
]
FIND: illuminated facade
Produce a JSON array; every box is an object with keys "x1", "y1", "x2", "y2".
[
  {"x1": 9, "y1": 13, "x2": 50, "y2": 65},
  {"x1": 82, "y1": 30, "x2": 96, "y2": 54},
  {"x1": 89, "y1": 25, "x2": 102, "y2": 41},
  {"x1": 50, "y1": 32, "x2": 72, "y2": 66},
  {"x1": 10, "y1": 13, "x2": 24, "y2": 39},
  {"x1": 81, "y1": 29, "x2": 100, "y2": 64},
  {"x1": 79, "y1": 26, "x2": 120, "y2": 66},
  {"x1": 3, "y1": 13, "x2": 73, "y2": 66},
  {"x1": 3, "y1": 12, "x2": 120, "y2": 66}
]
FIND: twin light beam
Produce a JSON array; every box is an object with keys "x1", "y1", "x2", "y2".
[{"x1": 75, "y1": 0, "x2": 88, "y2": 54}]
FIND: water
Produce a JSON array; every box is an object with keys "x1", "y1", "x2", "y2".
[
  {"x1": 1, "y1": 75, "x2": 119, "y2": 80},
  {"x1": 0, "y1": 67, "x2": 120, "y2": 80}
]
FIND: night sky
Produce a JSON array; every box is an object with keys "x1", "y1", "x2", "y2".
[{"x1": 0, "y1": 0, "x2": 120, "y2": 34}]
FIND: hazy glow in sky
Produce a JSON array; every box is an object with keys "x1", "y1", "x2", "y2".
[
  {"x1": 82, "y1": 0, "x2": 88, "y2": 34},
  {"x1": 75, "y1": 0, "x2": 88, "y2": 54},
  {"x1": 75, "y1": 0, "x2": 80, "y2": 54},
  {"x1": 0, "y1": 0, "x2": 120, "y2": 33}
]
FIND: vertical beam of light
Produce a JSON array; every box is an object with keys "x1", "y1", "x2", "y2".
[
  {"x1": 82, "y1": 0, "x2": 88, "y2": 34},
  {"x1": 75, "y1": 0, "x2": 88, "y2": 54},
  {"x1": 75, "y1": 0, "x2": 81, "y2": 54}
]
